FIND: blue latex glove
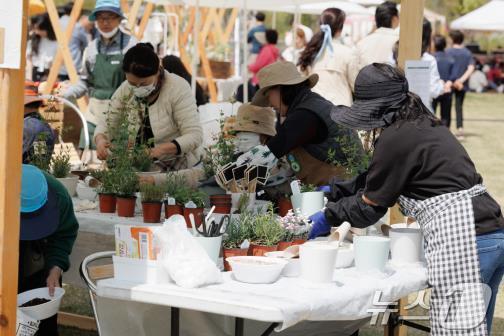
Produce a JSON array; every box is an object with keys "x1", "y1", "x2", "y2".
[
  {"x1": 308, "y1": 211, "x2": 331, "y2": 239},
  {"x1": 316, "y1": 185, "x2": 331, "y2": 193}
]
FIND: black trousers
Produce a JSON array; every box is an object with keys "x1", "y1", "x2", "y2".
[
  {"x1": 432, "y1": 93, "x2": 452, "y2": 128},
  {"x1": 19, "y1": 270, "x2": 60, "y2": 336},
  {"x1": 452, "y1": 90, "x2": 466, "y2": 129}
]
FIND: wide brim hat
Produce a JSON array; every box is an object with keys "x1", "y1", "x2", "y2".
[
  {"x1": 234, "y1": 103, "x2": 276, "y2": 137},
  {"x1": 252, "y1": 61, "x2": 318, "y2": 107},
  {"x1": 24, "y1": 81, "x2": 44, "y2": 105},
  {"x1": 20, "y1": 165, "x2": 59, "y2": 241},
  {"x1": 89, "y1": 0, "x2": 125, "y2": 21},
  {"x1": 331, "y1": 63, "x2": 409, "y2": 131}
]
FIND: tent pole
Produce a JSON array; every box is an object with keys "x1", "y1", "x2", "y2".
[
  {"x1": 192, "y1": 0, "x2": 200, "y2": 96},
  {"x1": 242, "y1": 0, "x2": 248, "y2": 103},
  {"x1": 272, "y1": 11, "x2": 277, "y2": 30}
]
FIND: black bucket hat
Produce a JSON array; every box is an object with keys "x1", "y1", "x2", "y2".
[{"x1": 331, "y1": 63, "x2": 409, "y2": 131}]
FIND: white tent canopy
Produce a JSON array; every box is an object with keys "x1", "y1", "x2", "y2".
[
  {"x1": 277, "y1": 1, "x2": 372, "y2": 16},
  {"x1": 149, "y1": 0, "x2": 334, "y2": 12},
  {"x1": 450, "y1": 0, "x2": 504, "y2": 32}
]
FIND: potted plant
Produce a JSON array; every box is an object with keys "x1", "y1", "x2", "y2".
[
  {"x1": 95, "y1": 170, "x2": 117, "y2": 213},
  {"x1": 26, "y1": 132, "x2": 52, "y2": 172},
  {"x1": 248, "y1": 206, "x2": 285, "y2": 256},
  {"x1": 164, "y1": 173, "x2": 187, "y2": 219},
  {"x1": 277, "y1": 210, "x2": 311, "y2": 251},
  {"x1": 115, "y1": 168, "x2": 139, "y2": 217},
  {"x1": 51, "y1": 148, "x2": 79, "y2": 197},
  {"x1": 222, "y1": 212, "x2": 253, "y2": 271},
  {"x1": 183, "y1": 189, "x2": 207, "y2": 228},
  {"x1": 140, "y1": 183, "x2": 165, "y2": 223},
  {"x1": 277, "y1": 193, "x2": 293, "y2": 217}
]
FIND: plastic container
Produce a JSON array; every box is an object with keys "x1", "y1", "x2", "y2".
[
  {"x1": 291, "y1": 191, "x2": 324, "y2": 217},
  {"x1": 17, "y1": 287, "x2": 65, "y2": 320},
  {"x1": 354, "y1": 236, "x2": 390, "y2": 273},
  {"x1": 300, "y1": 242, "x2": 339, "y2": 283},
  {"x1": 112, "y1": 256, "x2": 167, "y2": 284},
  {"x1": 334, "y1": 242, "x2": 354, "y2": 268},
  {"x1": 193, "y1": 235, "x2": 223, "y2": 264},
  {"x1": 76, "y1": 182, "x2": 97, "y2": 201},
  {"x1": 265, "y1": 251, "x2": 300, "y2": 277},
  {"x1": 390, "y1": 226, "x2": 422, "y2": 264},
  {"x1": 226, "y1": 256, "x2": 287, "y2": 284}
]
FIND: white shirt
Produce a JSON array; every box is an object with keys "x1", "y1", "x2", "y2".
[{"x1": 422, "y1": 52, "x2": 444, "y2": 103}]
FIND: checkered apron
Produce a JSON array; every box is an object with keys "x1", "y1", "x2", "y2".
[{"x1": 398, "y1": 185, "x2": 488, "y2": 335}]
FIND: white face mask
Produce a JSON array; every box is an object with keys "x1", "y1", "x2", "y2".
[
  {"x1": 98, "y1": 27, "x2": 119, "y2": 39},
  {"x1": 131, "y1": 82, "x2": 156, "y2": 98},
  {"x1": 235, "y1": 132, "x2": 261, "y2": 153}
]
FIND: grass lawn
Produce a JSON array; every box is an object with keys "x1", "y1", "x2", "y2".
[{"x1": 59, "y1": 93, "x2": 504, "y2": 336}]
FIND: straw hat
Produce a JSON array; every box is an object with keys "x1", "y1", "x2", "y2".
[
  {"x1": 251, "y1": 61, "x2": 318, "y2": 107},
  {"x1": 234, "y1": 104, "x2": 276, "y2": 137}
]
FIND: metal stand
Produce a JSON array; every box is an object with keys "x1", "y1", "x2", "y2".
[
  {"x1": 235, "y1": 317, "x2": 244, "y2": 336},
  {"x1": 387, "y1": 311, "x2": 431, "y2": 335},
  {"x1": 171, "y1": 307, "x2": 180, "y2": 336}
]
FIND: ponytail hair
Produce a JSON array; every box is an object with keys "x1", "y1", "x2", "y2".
[{"x1": 298, "y1": 8, "x2": 345, "y2": 72}]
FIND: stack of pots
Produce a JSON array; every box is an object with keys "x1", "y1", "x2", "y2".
[{"x1": 209, "y1": 194, "x2": 232, "y2": 214}]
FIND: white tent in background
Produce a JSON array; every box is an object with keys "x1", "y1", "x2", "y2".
[
  {"x1": 149, "y1": 0, "x2": 333, "y2": 11},
  {"x1": 450, "y1": 0, "x2": 504, "y2": 31},
  {"x1": 277, "y1": 1, "x2": 372, "y2": 15},
  {"x1": 347, "y1": 0, "x2": 383, "y2": 6}
]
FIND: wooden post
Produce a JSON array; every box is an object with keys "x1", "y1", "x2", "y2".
[
  {"x1": 136, "y1": 1, "x2": 154, "y2": 39},
  {"x1": 385, "y1": 3, "x2": 425, "y2": 336},
  {"x1": 128, "y1": 0, "x2": 143, "y2": 32},
  {"x1": 0, "y1": 0, "x2": 28, "y2": 334}
]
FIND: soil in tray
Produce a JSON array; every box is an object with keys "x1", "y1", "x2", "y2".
[{"x1": 20, "y1": 298, "x2": 50, "y2": 307}]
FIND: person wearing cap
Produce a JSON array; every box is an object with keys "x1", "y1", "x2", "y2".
[
  {"x1": 61, "y1": 0, "x2": 136, "y2": 153},
  {"x1": 19, "y1": 164, "x2": 79, "y2": 335},
  {"x1": 23, "y1": 81, "x2": 56, "y2": 164},
  {"x1": 94, "y1": 43, "x2": 203, "y2": 185},
  {"x1": 251, "y1": 61, "x2": 363, "y2": 186},
  {"x1": 233, "y1": 104, "x2": 292, "y2": 190},
  {"x1": 309, "y1": 63, "x2": 504, "y2": 335}
]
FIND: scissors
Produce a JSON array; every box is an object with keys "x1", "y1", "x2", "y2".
[{"x1": 196, "y1": 215, "x2": 230, "y2": 237}]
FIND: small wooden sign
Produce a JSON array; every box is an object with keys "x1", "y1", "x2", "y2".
[{"x1": 0, "y1": 27, "x2": 5, "y2": 64}]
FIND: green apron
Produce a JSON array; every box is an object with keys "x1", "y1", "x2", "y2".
[{"x1": 80, "y1": 33, "x2": 126, "y2": 149}]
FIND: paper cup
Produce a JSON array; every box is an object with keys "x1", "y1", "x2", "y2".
[
  {"x1": 300, "y1": 242, "x2": 339, "y2": 283},
  {"x1": 193, "y1": 236, "x2": 223, "y2": 264},
  {"x1": 354, "y1": 236, "x2": 390, "y2": 273},
  {"x1": 390, "y1": 227, "x2": 422, "y2": 263}
]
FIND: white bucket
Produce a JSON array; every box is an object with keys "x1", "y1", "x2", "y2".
[
  {"x1": 193, "y1": 235, "x2": 223, "y2": 264},
  {"x1": 291, "y1": 191, "x2": 324, "y2": 217},
  {"x1": 354, "y1": 236, "x2": 390, "y2": 273},
  {"x1": 300, "y1": 242, "x2": 339, "y2": 283},
  {"x1": 390, "y1": 226, "x2": 422, "y2": 264}
]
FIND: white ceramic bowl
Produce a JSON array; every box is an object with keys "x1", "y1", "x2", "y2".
[
  {"x1": 227, "y1": 256, "x2": 288, "y2": 284},
  {"x1": 264, "y1": 251, "x2": 300, "y2": 277},
  {"x1": 17, "y1": 287, "x2": 65, "y2": 320},
  {"x1": 335, "y1": 242, "x2": 354, "y2": 268},
  {"x1": 76, "y1": 182, "x2": 97, "y2": 201}
]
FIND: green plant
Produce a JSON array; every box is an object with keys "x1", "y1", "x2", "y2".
[
  {"x1": 202, "y1": 112, "x2": 236, "y2": 178},
  {"x1": 164, "y1": 173, "x2": 189, "y2": 204},
  {"x1": 140, "y1": 183, "x2": 165, "y2": 203},
  {"x1": 188, "y1": 189, "x2": 207, "y2": 208},
  {"x1": 132, "y1": 144, "x2": 153, "y2": 172},
  {"x1": 96, "y1": 169, "x2": 116, "y2": 194},
  {"x1": 223, "y1": 212, "x2": 254, "y2": 249},
  {"x1": 51, "y1": 148, "x2": 72, "y2": 178},
  {"x1": 28, "y1": 132, "x2": 52, "y2": 172},
  {"x1": 236, "y1": 193, "x2": 250, "y2": 214},
  {"x1": 115, "y1": 168, "x2": 139, "y2": 197},
  {"x1": 328, "y1": 132, "x2": 371, "y2": 178},
  {"x1": 251, "y1": 205, "x2": 284, "y2": 247},
  {"x1": 89, "y1": 169, "x2": 106, "y2": 182},
  {"x1": 300, "y1": 183, "x2": 317, "y2": 193}
]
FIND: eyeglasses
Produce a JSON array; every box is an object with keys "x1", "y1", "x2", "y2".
[{"x1": 96, "y1": 15, "x2": 119, "y2": 23}]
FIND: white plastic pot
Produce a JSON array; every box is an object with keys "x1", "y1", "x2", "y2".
[
  {"x1": 354, "y1": 236, "x2": 390, "y2": 273},
  {"x1": 17, "y1": 287, "x2": 65, "y2": 321},
  {"x1": 264, "y1": 251, "x2": 301, "y2": 277},
  {"x1": 226, "y1": 256, "x2": 287, "y2": 284},
  {"x1": 76, "y1": 181, "x2": 97, "y2": 201},
  {"x1": 193, "y1": 235, "x2": 223, "y2": 264},
  {"x1": 334, "y1": 242, "x2": 354, "y2": 268},
  {"x1": 57, "y1": 175, "x2": 79, "y2": 197},
  {"x1": 300, "y1": 242, "x2": 339, "y2": 283},
  {"x1": 230, "y1": 193, "x2": 256, "y2": 211},
  {"x1": 291, "y1": 191, "x2": 324, "y2": 217},
  {"x1": 390, "y1": 226, "x2": 422, "y2": 264}
]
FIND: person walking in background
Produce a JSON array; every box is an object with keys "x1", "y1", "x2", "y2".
[
  {"x1": 433, "y1": 34, "x2": 455, "y2": 127},
  {"x1": 420, "y1": 19, "x2": 445, "y2": 109},
  {"x1": 247, "y1": 12, "x2": 266, "y2": 64},
  {"x1": 27, "y1": 14, "x2": 58, "y2": 81},
  {"x1": 447, "y1": 30, "x2": 475, "y2": 140},
  {"x1": 162, "y1": 55, "x2": 208, "y2": 106},
  {"x1": 281, "y1": 27, "x2": 309, "y2": 64},
  {"x1": 298, "y1": 7, "x2": 358, "y2": 107},
  {"x1": 354, "y1": 1, "x2": 399, "y2": 70},
  {"x1": 248, "y1": 29, "x2": 280, "y2": 87}
]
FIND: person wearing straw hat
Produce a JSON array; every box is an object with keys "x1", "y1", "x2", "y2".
[
  {"x1": 308, "y1": 63, "x2": 504, "y2": 335},
  {"x1": 61, "y1": 0, "x2": 136, "y2": 153},
  {"x1": 23, "y1": 81, "x2": 56, "y2": 164},
  {"x1": 251, "y1": 61, "x2": 363, "y2": 186},
  {"x1": 18, "y1": 164, "x2": 79, "y2": 335},
  {"x1": 233, "y1": 103, "x2": 293, "y2": 189}
]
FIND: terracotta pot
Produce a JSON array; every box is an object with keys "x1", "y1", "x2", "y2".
[
  {"x1": 165, "y1": 203, "x2": 183, "y2": 219},
  {"x1": 99, "y1": 193, "x2": 116, "y2": 213},
  {"x1": 248, "y1": 244, "x2": 278, "y2": 256},
  {"x1": 183, "y1": 207, "x2": 204, "y2": 228},
  {"x1": 142, "y1": 202, "x2": 162, "y2": 223},
  {"x1": 210, "y1": 194, "x2": 232, "y2": 202},
  {"x1": 116, "y1": 196, "x2": 136, "y2": 217},
  {"x1": 292, "y1": 239, "x2": 306, "y2": 246},
  {"x1": 277, "y1": 241, "x2": 292, "y2": 251},
  {"x1": 222, "y1": 248, "x2": 248, "y2": 271},
  {"x1": 211, "y1": 200, "x2": 232, "y2": 206},
  {"x1": 278, "y1": 197, "x2": 293, "y2": 217},
  {"x1": 214, "y1": 205, "x2": 232, "y2": 214}
]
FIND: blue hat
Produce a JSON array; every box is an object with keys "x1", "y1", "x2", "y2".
[
  {"x1": 20, "y1": 165, "x2": 59, "y2": 240},
  {"x1": 89, "y1": 0, "x2": 125, "y2": 22}
]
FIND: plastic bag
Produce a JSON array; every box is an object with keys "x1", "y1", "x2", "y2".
[
  {"x1": 155, "y1": 215, "x2": 223, "y2": 288},
  {"x1": 16, "y1": 310, "x2": 39, "y2": 336}
]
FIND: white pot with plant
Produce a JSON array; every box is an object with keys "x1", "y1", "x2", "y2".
[{"x1": 51, "y1": 149, "x2": 79, "y2": 197}]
